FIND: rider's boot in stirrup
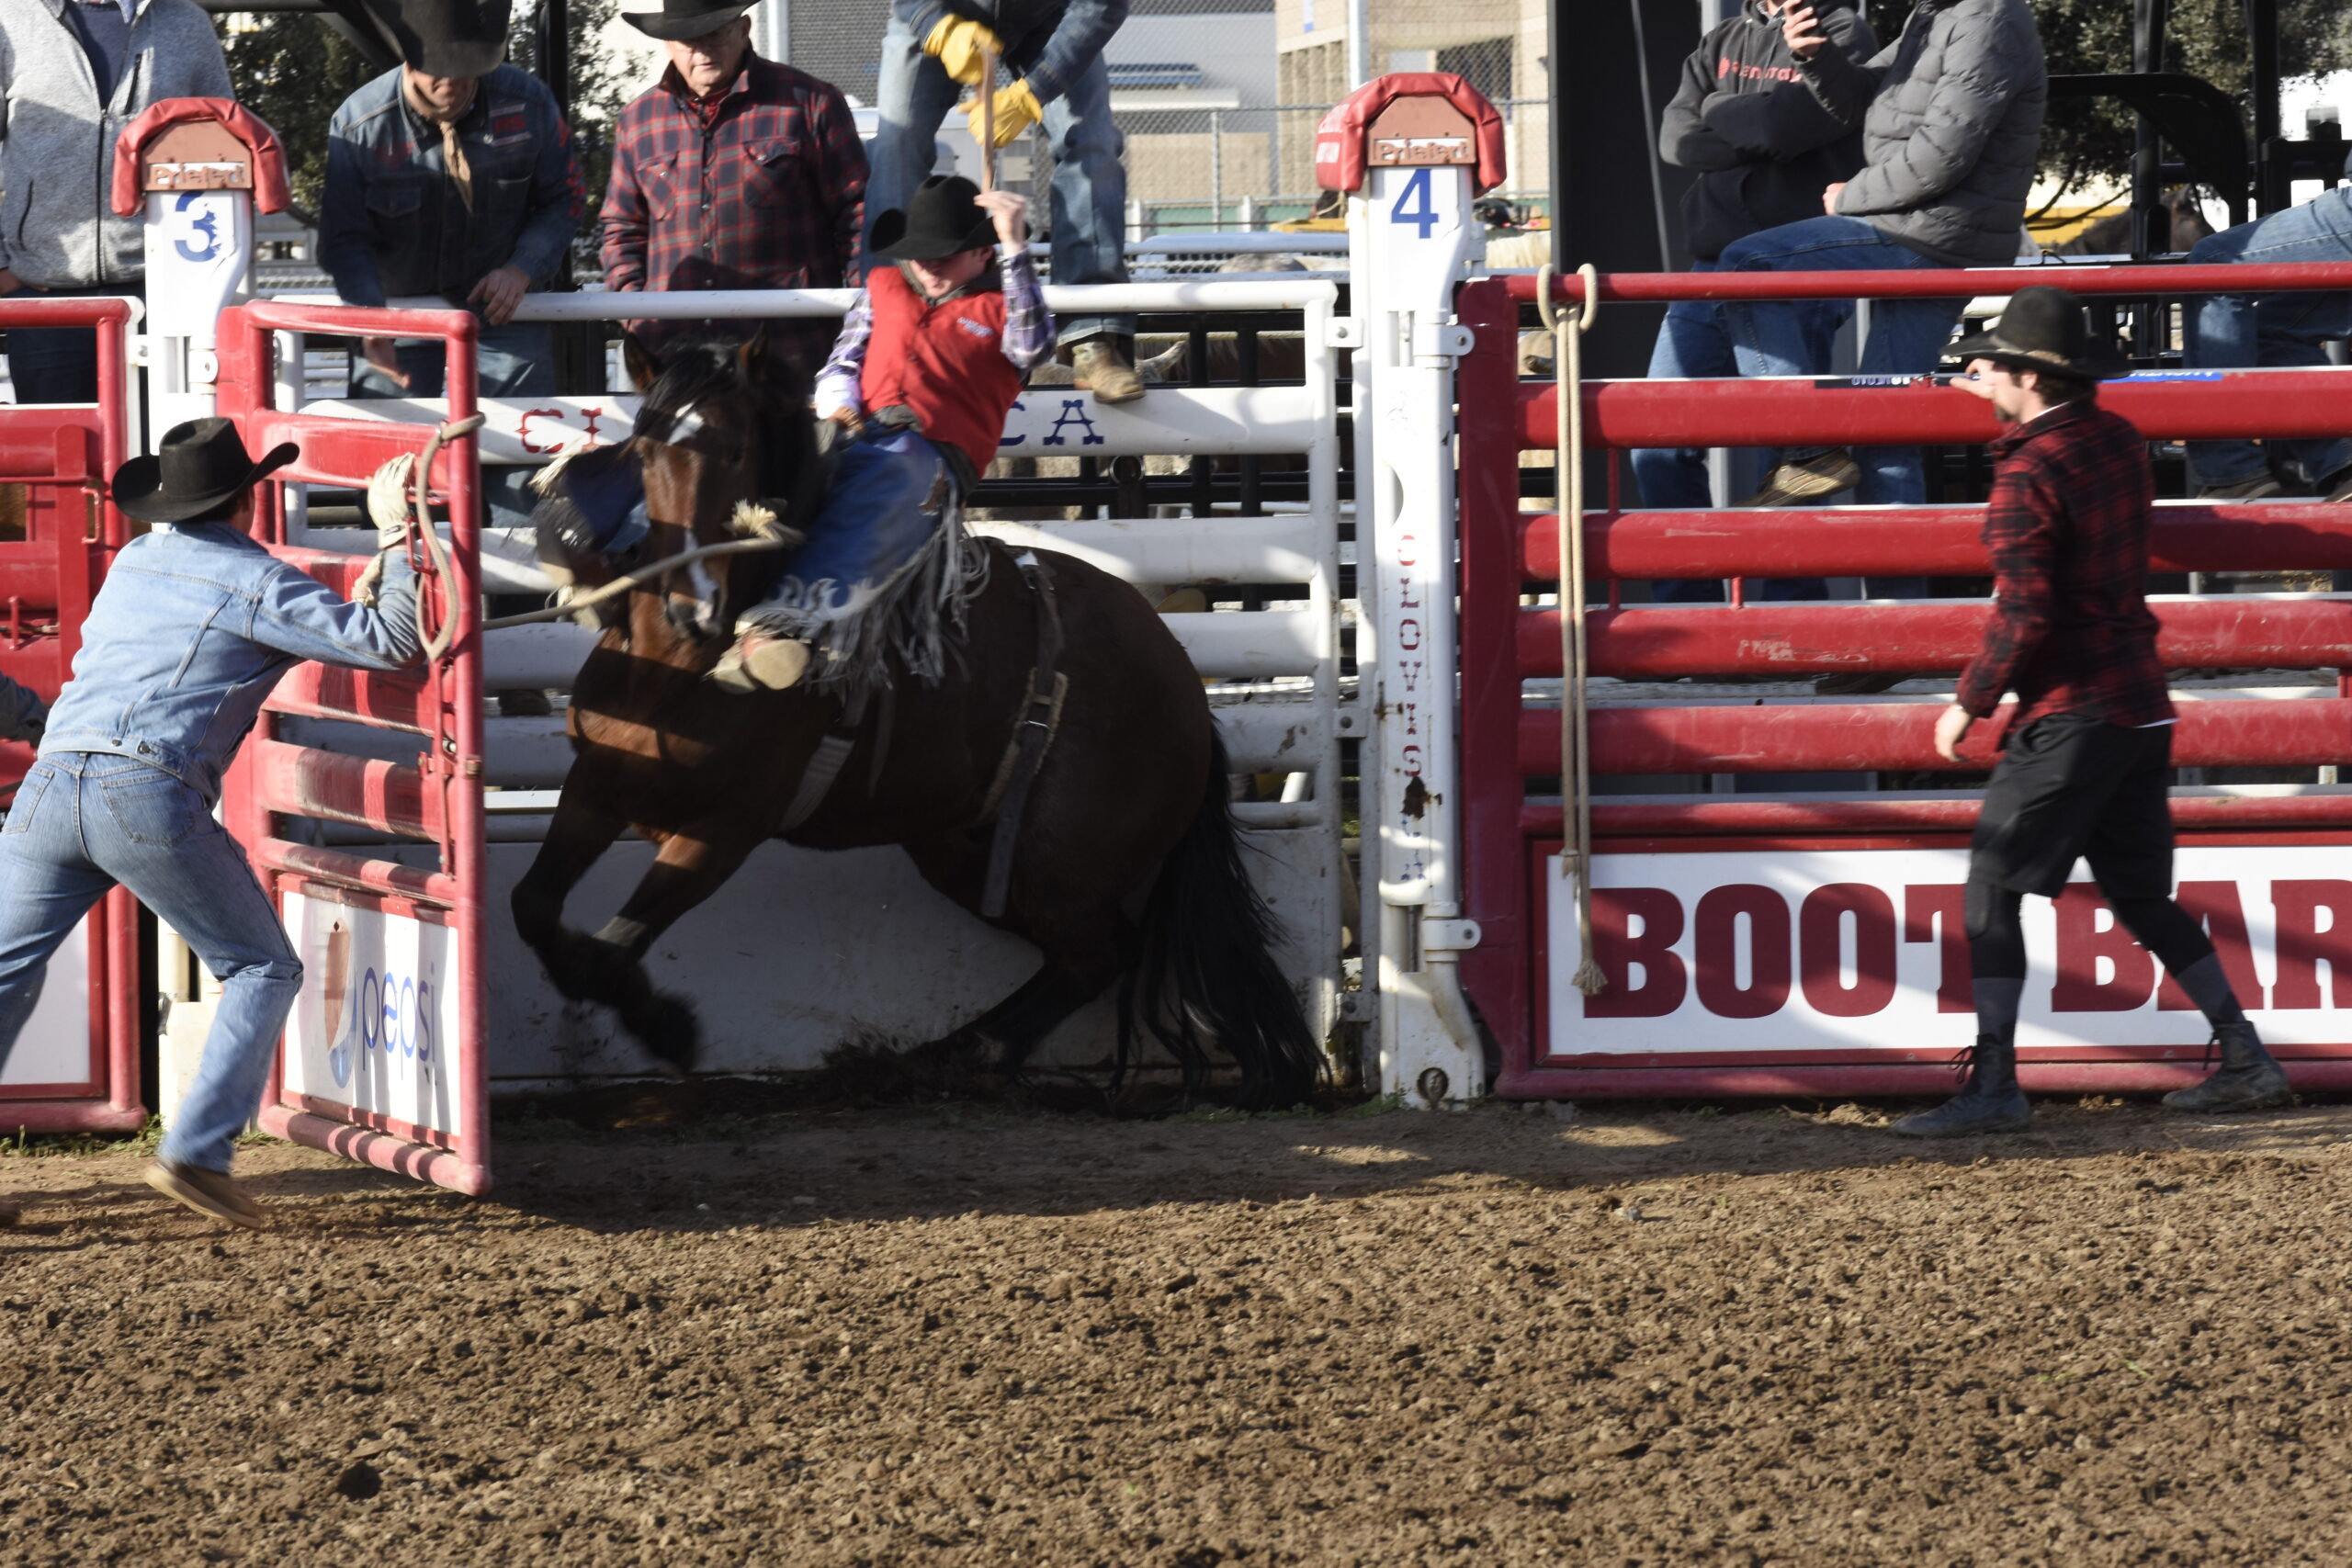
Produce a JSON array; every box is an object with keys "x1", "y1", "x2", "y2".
[{"x1": 710, "y1": 631, "x2": 811, "y2": 694}]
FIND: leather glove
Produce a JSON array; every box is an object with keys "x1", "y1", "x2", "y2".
[
  {"x1": 366, "y1": 453, "x2": 417, "y2": 551},
  {"x1": 922, "y1": 15, "x2": 1006, "y2": 85},
  {"x1": 964, "y1": 78, "x2": 1043, "y2": 150}
]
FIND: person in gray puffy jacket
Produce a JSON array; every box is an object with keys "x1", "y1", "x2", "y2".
[
  {"x1": 1718, "y1": 0, "x2": 2047, "y2": 510},
  {"x1": 0, "y1": 0, "x2": 232, "y2": 403},
  {"x1": 1638, "y1": 0, "x2": 1874, "y2": 605}
]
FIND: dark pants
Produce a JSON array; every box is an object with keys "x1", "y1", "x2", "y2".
[
  {"x1": 1963, "y1": 712, "x2": 2210, "y2": 980},
  {"x1": 4, "y1": 284, "x2": 143, "y2": 404}
]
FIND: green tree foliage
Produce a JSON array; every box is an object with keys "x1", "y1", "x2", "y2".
[
  {"x1": 220, "y1": 0, "x2": 637, "y2": 250},
  {"x1": 1858, "y1": 0, "x2": 2352, "y2": 207}
]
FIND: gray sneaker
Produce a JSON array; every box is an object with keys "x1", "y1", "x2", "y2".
[{"x1": 145, "y1": 1160, "x2": 266, "y2": 1231}]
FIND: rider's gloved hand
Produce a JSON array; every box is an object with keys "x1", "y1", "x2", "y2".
[{"x1": 922, "y1": 16, "x2": 1004, "y2": 85}]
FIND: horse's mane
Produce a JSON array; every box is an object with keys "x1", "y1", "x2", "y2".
[{"x1": 639, "y1": 339, "x2": 811, "y2": 423}]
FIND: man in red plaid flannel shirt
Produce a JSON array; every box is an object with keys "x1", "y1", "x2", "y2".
[
  {"x1": 601, "y1": 0, "x2": 868, "y2": 371},
  {"x1": 1894, "y1": 286, "x2": 2290, "y2": 1139}
]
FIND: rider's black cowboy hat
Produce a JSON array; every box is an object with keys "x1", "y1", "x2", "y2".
[
  {"x1": 1946, "y1": 284, "x2": 2133, "y2": 381},
  {"x1": 111, "y1": 419, "x2": 299, "y2": 525},
  {"x1": 619, "y1": 0, "x2": 757, "y2": 41},
  {"x1": 871, "y1": 175, "x2": 996, "y2": 262},
  {"x1": 362, "y1": 0, "x2": 512, "y2": 77}
]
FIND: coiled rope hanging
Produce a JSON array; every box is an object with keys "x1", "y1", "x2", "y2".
[{"x1": 1535, "y1": 262, "x2": 1607, "y2": 998}]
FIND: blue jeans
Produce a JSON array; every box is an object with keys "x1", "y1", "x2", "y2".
[
  {"x1": 1633, "y1": 258, "x2": 1831, "y2": 603},
  {"x1": 351, "y1": 320, "x2": 554, "y2": 532},
  {"x1": 867, "y1": 13, "x2": 1132, "y2": 344},
  {"x1": 751, "y1": 428, "x2": 949, "y2": 623},
  {"x1": 0, "y1": 754, "x2": 301, "y2": 1172},
  {"x1": 1720, "y1": 216, "x2": 1969, "y2": 517},
  {"x1": 2183, "y1": 186, "x2": 2352, "y2": 489},
  {"x1": 4, "y1": 284, "x2": 143, "y2": 405}
]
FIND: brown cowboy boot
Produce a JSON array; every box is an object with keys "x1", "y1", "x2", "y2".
[
  {"x1": 710, "y1": 630, "x2": 811, "y2": 694},
  {"x1": 1069, "y1": 336, "x2": 1146, "y2": 404}
]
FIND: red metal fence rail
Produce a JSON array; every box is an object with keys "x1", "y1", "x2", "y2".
[
  {"x1": 1457, "y1": 264, "x2": 2352, "y2": 1100},
  {"x1": 0, "y1": 297, "x2": 140, "y2": 1133},
  {"x1": 215, "y1": 300, "x2": 490, "y2": 1192}
]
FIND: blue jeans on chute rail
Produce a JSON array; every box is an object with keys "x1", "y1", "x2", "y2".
[
  {"x1": 2182, "y1": 186, "x2": 2352, "y2": 492},
  {"x1": 1631, "y1": 259, "x2": 1831, "y2": 604}
]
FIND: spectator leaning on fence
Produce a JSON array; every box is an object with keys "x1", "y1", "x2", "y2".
[
  {"x1": 0, "y1": 0, "x2": 231, "y2": 404},
  {"x1": 2179, "y1": 145, "x2": 2352, "y2": 503},
  {"x1": 1638, "y1": 0, "x2": 1876, "y2": 605},
  {"x1": 866, "y1": 0, "x2": 1145, "y2": 404},
  {"x1": 319, "y1": 0, "x2": 585, "y2": 533},
  {"x1": 600, "y1": 0, "x2": 869, "y2": 375},
  {"x1": 1718, "y1": 0, "x2": 2046, "y2": 510}
]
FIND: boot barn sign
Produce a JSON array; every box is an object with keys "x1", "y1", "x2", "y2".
[{"x1": 1542, "y1": 843, "x2": 2352, "y2": 1057}]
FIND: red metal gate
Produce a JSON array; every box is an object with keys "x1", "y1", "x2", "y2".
[
  {"x1": 0, "y1": 298, "x2": 141, "y2": 1133},
  {"x1": 1457, "y1": 264, "x2": 2352, "y2": 1100},
  {"x1": 214, "y1": 299, "x2": 491, "y2": 1191}
]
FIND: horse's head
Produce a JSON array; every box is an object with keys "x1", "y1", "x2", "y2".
[{"x1": 622, "y1": 328, "x2": 821, "y2": 644}]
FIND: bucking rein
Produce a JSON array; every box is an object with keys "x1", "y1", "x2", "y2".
[{"x1": 371, "y1": 417, "x2": 1068, "y2": 920}]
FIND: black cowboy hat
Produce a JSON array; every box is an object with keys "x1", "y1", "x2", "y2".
[
  {"x1": 619, "y1": 0, "x2": 757, "y2": 41},
  {"x1": 363, "y1": 0, "x2": 512, "y2": 77},
  {"x1": 1946, "y1": 284, "x2": 2133, "y2": 381},
  {"x1": 111, "y1": 418, "x2": 299, "y2": 525},
  {"x1": 872, "y1": 175, "x2": 995, "y2": 262}
]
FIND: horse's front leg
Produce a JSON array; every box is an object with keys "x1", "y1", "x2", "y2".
[
  {"x1": 576, "y1": 819, "x2": 773, "y2": 1075},
  {"x1": 513, "y1": 788, "x2": 630, "y2": 1003}
]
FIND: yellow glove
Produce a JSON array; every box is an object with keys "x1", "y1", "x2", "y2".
[
  {"x1": 922, "y1": 16, "x2": 1006, "y2": 85},
  {"x1": 964, "y1": 78, "x2": 1043, "y2": 150}
]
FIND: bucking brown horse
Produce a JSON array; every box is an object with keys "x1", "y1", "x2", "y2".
[{"x1": 509, "y1": 332, "x2": 1324, "y2": 1109}]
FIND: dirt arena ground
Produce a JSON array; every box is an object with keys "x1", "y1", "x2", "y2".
[{"x1": 4, "y1": 1091, "x2": 2350, "y2": 1566}]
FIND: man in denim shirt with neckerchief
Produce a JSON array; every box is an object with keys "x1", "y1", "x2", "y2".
[{"x1": 319, "y1": 0, "x2": 583, "y2": 531}]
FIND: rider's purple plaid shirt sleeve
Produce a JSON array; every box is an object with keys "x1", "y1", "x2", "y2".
[
  {"x1": 813, "y1": 293, "x2": 874, "y2": 416},
  {"x1": 997, "y1": 245, "x2": 1054, "y2": 369}
]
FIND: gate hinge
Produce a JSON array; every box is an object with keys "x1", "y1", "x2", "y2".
[{"x1": 1420, "y1": 917, "x2": 1481, "y2": 953}]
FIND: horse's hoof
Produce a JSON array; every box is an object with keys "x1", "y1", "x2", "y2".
[{"x1": 628, "y1": 990, "x2": 702, "y2": 1077}]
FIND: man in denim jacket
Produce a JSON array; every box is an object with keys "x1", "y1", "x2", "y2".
[
  {"x1": 0, "y1": 420, "x2": 424, "y2": 1230},
  {"x1": 319, "y1": 0, "x2": 582, "y2": 526}
]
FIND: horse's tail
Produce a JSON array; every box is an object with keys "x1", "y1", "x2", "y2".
[{"x1": 1116, "y1": 730, "x2": 1327, "y2": 1110}]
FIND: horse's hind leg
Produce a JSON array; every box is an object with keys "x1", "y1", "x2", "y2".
[{"x1": 903, "y1": 835, "x2": 1133, "y2": 1079}]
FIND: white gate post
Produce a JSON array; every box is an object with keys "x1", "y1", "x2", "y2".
[
  {"x1": 1340, "y1": 86, "x2": 1487, "y2": 1107},
  {"x1": 132, "y1": 119, "x2": 259, "y2": 436}
]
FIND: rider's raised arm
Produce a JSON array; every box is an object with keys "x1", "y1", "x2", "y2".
[
  {"x1": 999, "y1": 243, "x2": 1054, "y2": 372},
  {"x1": 815, "y1": 292, "x2": 876, "y2": 420}
]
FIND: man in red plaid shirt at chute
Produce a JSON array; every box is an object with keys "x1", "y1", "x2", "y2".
[
  {"x1": 600, "y1": 0, "x2": 868, "y2": 371},
  {"x1": 1893, "y1": 285, "x2": 2290, "y2": 1140}
]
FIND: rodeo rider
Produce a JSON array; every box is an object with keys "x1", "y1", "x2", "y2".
[
  {"x1": 0, "y1": 423, "x2": 423, "y2": 1229},
  {"x1": 1894, "y1": 286, "x2": 2290, "y2": 1139}
]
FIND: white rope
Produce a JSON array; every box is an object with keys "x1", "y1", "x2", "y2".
[{"x1": 1536, "y1": 263, "x2": 1606, "y2": 998}]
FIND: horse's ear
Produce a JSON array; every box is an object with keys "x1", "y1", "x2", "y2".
[
  {"x1": 735, "y1": 324, "x2": 774, "y2": 383},
  {"x1": 621, "y1": 330, "x2": 663, "y2": 394}
]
